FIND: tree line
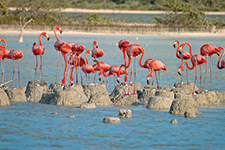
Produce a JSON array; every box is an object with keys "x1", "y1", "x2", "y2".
[{"x1": 0, "y1": 0, "x2": 225, "y2": 28}]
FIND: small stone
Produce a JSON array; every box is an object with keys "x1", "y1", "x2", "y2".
[
  {"x1": 69, "y1": 115, "x2": 75, "y2": 118},
  {"x1": 80, "y1": 103, "x2": 96, "y2": 109},
  {"x1": 103, "y1": 117, "x2": 121, "y2": 124},
  {"x1": 53, "y1": 111, "x2": 59, "y2": 115},
  {"x1": 170, "y1": 119, "x2": 178, "y2": 124},
  {"x1": 119, "y1": 109, "x2": 132, "y2": 118}
]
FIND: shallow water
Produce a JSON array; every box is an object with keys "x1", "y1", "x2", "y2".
[
  {"x1": 0, "y1": 102, "x2": 225, "y2": 149},
  {"x1": 0, "y1": 35, "x2": 224, "y2": 92},
  {"x1": 1, "y1": 35, "x2": 225, "y2": 149}
]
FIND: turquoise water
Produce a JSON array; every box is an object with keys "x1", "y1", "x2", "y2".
[
  {"x1": 0, "y1": 35, "x2": 225, "y2": 149},
  {"x1": 0, "y1": 35, "x2": 224, "y2": 92}
]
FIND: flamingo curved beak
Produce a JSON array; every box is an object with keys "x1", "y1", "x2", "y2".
[
  {"x1": 173, "y1": 44, "x2": 176, "y2": 48},
  {"x1": 47, "y1": 37, "x2": 50, "y2": 41},
  {"x1": 60, "y1": 31, "x2": 62, "y2": 34},
  {"x1": 117, "y1": 78, "x2": 120, "y2": 83},
  {"x1": 217, "y1": 52, "x2": 220, "y2": 56}
]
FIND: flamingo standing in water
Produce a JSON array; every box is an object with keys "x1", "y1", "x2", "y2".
[
  {"x1": 174, "y1": 40, "x2": 192, "y2": 84},
  {"x1": 81, "y1": 50, "x2": 95, "y2": 84},
  {"x1": 139, "y1": 47, "x2": 168, "y2": 88},
  {"x1": 118, "y1": 39, "x2": 130, "y2": 85},
  {"x1": 217, "y1": 47, "x2": 225, "y2": 70},
  {"x1": 117, "y1": 44, "x2": 143, "y2": 95},
  {"x1": 9, "y1": 49, "x2": 23, "y2": 89},
  {"x1": 53, "y1": 26, "x2": 66, "y2": 83},
  {"x1": 60, "y1": 43, "x2": 75, "y2": 85},
  {"x1": 0, "y1": 38, "x2": 11, "y2": 85},
  {"x1": 92, "y1": 41, "x2": 104, "y2": 84},
  {"x1": 70, "y1": 44, "x2": 86, "y2": 85},
  {"x1": 178, "y1": 54, "x2": 208, "y2": 95},
  {"x1": 101, "y1": 65, "x2": 127, "y2": 88},
  {"x1": 32, "y1": 32, "x2": 50, "y2": 82},
  {"x1": 92, "y1": 60, "x2": 110, "y2": 90},
  {"x1": 200, "y1": 44, "x2": 221, "y2": 91}
]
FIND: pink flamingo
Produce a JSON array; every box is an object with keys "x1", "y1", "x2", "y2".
[
  {"x1": 92, "y1": 41, "x2": 104, "y2": 84},
  {"x1": 69, "y1": 54, "x2": 85, "y2": 85},
  {"x1": 102, "y1": 65, "x2": 127, "y2": 88},
  {"x1": 60, "y1": 43, "x2": 75, "y2": 85},
  {"x1": 117, "y1": 44, "x2": 143, "y2": 95},
  {"x1": 173, "y1": 40, "x2": 192, "y2": 84},
  {"x1": 217, "y1": 47, "x2": 225, "y2": 69},
  {"x1": 32, "y1": 32, "x2": 50, "y2": 82},
  {"x1": 0, "y1": 38, "x2": 10, "y2": 85},
  {"x1": 118, "y1": 39, "x2": 130, "y2": 85},
  {"x1": 53, "y1": 26, "x2": 66, "y2": 83},
  {"x1": 178, "y1": 54, "x2": 208, "y2": 95},
  {"x1": 200, "y1": 44, "x2": 221, "y2": 91},
  {"x1": 139, "y1": 47, "x2": 168, "y2": 88},
  {"x1": 81, "y1": 50, "x2": 95, "y2": 84},
  {"x1": 71, "y1": 44, "x2": 86, "y2": 84},
  {"x1": 9, "y1": 49, "x2": 24, "y2": 89}
]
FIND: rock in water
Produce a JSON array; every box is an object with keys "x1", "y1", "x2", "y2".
[
  {"x1": 82, "y1": 84, "x2": 109, "y2": 99},
  {"x1": 5, "y1": 87, "x2": 27, "y2": 102},
  {"x1": 146, "y1": 96, "x2": 174, "y2": 111},
  {"x1": 119, "y1": 109, "x2": 132, "y2": 118},
  {"x1": 103, "y1": 117, "x2": 120, "y2": 123},
  {"x1": 25, "y1": 80, "x2": 48, "y2": 102},
  {"x1": 88, "y1": 94, "x2": 112, "y2": 107},
  {"x1": 0, "y1": 88, "x2": 10, "y2": 107},
  {"x1": 112, "y1": 94, "x2": 141, "y2": 107},
  {"x1": 80, "y1": 103, "x2": 96, "y2": 109}
]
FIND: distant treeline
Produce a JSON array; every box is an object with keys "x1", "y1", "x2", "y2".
[
  {"x1": 0, "y1": 0, "x2": 225, "y2": 28},
  {"x1": 3, "y1": 0, "x2": 225, "y2": 11}
]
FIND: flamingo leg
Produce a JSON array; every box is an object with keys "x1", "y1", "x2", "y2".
[
  {"x1": 11, "y1": 60, "x2": 15, "y2": 89},
  {"x1": 39, "y1": 55, "x2": 43, "y2": 82},
  {"x1": 88, "y1": 74, "x2": 90, "y2": 84},
  {"x1": 152, "y1": 71, "x2": 154, "y2": 86},
  {"x1": 34, "y1": 56, "x2": 38, "y2": 82},
  {"x1": 180, "y1": 60, "x2": 184, "y2": 84},
  {"x1": 200, "y1": 65, "x2": 202, "y2": 92},
  {"x1": 70, "y1": 66, "x2": 74, "y2": 85},
  {"x1": 192, "y1": 67, "x2": 197, "y2": 95},
  {"x1": 155, "y1": 71, "x2": 159, "y2": 89},
  {"x1": 80, "y1": 67, "x2": 83, "y2": 85},
  {"x1": 93, "y1": 71, "x2": 96, "y2": 84},
  {"x1": 61, "y1": 52, "x2": 67, "y2": 85},
  {"x1": 203, "y1": 56, "x2": 208, "y2": 91},
  {"x1": 85, "y1": 74, "x2": 88, "y2": 84},
  {"x1": 75, "y1": 66, "x2": 78, "y2": 84},
  {"x1": 1, "y1": 59, "x2": 4, "y2": 85},
  {"x1": 125, "y1": 59, "x2": 133, "y2": 96},
  {"x1": 18, "y1": 60, "x2": 21, "y2": 88},
  {"x1": 210, "y1": 56, "x2": 213, "y2": 91},
  {"x1": 56, "y1": 51, "x2": 59, "y2": 84},
  {"x1": 106, "y1": 77, "x2": 109, "y2": 91},
  {"x1": 186, "y1": 60, "x2": 189, "y2": 84},
  {"x1": 66, "y1": 61, "x2": 71, "y2": 85},
  {"x1": 158, "y1": 71, "x2": 161, "y2": 89},
  {"x1": 132, "y1": 57, "x2": 137, "y2": 95}
]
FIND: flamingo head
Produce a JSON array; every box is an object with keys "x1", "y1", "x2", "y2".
[
  {"x1": 86, "y1": 50, "x2": 92, "y2": 55},
  {"x1": 93, "y1": 41, "x2": 98, "y2": 48},
  {"x1": 0, "y1": 38, "x2": 5, "y2": 43},
  {"x1": 147, "y1": 77, "x2": 150, "y2": 85},
  {"x1": 216, "y1": 46, "x2": 224, "y2": 56},
  {"x1": 56, "y1": 26, "x2": 63, "y2": 33},
  {"x1": 117, "y1": 77, "x2": 120, "y2": 83},
  {"x1": 173, "y1": 40, "x2": 179, "y2": 48},
  {"x1": 178, "y1": 65, "x2": 183, "y2": 76},
  {"x1": 118, "y1": 39, "x2": 130, "y2": 50},
  {"x1": 33, "y1": 42, "x2": 37, "y2": 46},
  {"x1": 41, "y1": 32, "x2": 50, "y2": 41}
]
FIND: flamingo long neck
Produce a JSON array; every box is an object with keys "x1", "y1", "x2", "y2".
[
  {"x1": 54, "y1": 27, "x2": 59, "y2": 41},
  {"x1": 184, "y1": 42, "x2": 193, "y2": 57},
  {"x1": 39, "y1": 33, "x2": 44, "y2": 46},
  {"x1": 139, "y1": 49, "x2": 145, "y2": 68},
  {"x1": 175, "y1": 41, "x2": 180, "y2": 58},
  {"x1": 217, "y1": 48, "x2": 224, "y2": 69},
  {"x1": 180, "y1": 61, "x2": 196, "y2": 71},
  {"x1": 85, "y1": 51, "x2": 89, "y2": 64}
]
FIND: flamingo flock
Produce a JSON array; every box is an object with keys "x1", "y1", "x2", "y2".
[{"x1": 0, "y1": 26, "x2": 224, "y2": 96}]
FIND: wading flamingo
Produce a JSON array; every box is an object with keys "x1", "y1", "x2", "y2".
[
  {"x1": 200, "y1": 44, "x2": 221, "y2": 91},
  {"x1": 9, "y1": 49, "x2": 23, "y2": 89},
  {"x1": 117, "y1": 44, "x2": 143, "y2": 95},
  {"x1": 118, "y1": 39, "x2": 130, "y2": 85},
  {"x1": 53, "y1": 26, "x2": 66, "y2": 83},
  {"x1": 32, "y1": 32, "x2": 50, "y2": 82},
  {"x1": 174, "y1": 40, "x2": 192, "y2": 84},
  {"x1": 178, "y1": 54, "x2": 208, "y2": 95},
  {"x1": 217, "y1": 47, "x2": 225, "y2": 70},
  {"x1": 60, "y1": 43, "x2": 75, "y2": 85},
  {"x1": 92, "y1": 41, "x2": 104, "y2": 83},
  {"x1": 71, "y1": 44, "x2": 86, "y2": 84},
  {"x1": 101, "y1": 65, "x2": 127, "y2": 88},
  {"x1": 81, "y1": 50, "x2": 95, "y2": 84},
  {"x1": 0, "y1": 38, "x2": 11, "y2": 85},
  {"x1": 69, "y1": 54, "x2": 85, "y2": 85}
]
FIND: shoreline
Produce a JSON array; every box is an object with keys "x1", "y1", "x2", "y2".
[{"x1": 1, "y1": 30, "x2": 225, "y2": 38}]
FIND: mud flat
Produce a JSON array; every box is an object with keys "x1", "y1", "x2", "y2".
[{"x1": 1, "y1": 81, "x2": 225, "y2": 118}]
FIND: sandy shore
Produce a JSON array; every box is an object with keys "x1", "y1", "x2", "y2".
[{"x1": 1, "y1": 30, "x2": 225, "y2": 38}]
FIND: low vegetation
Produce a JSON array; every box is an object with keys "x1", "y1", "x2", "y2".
[{"x1": 0, "y1": 0, "x2": 225, "y2": 27}]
